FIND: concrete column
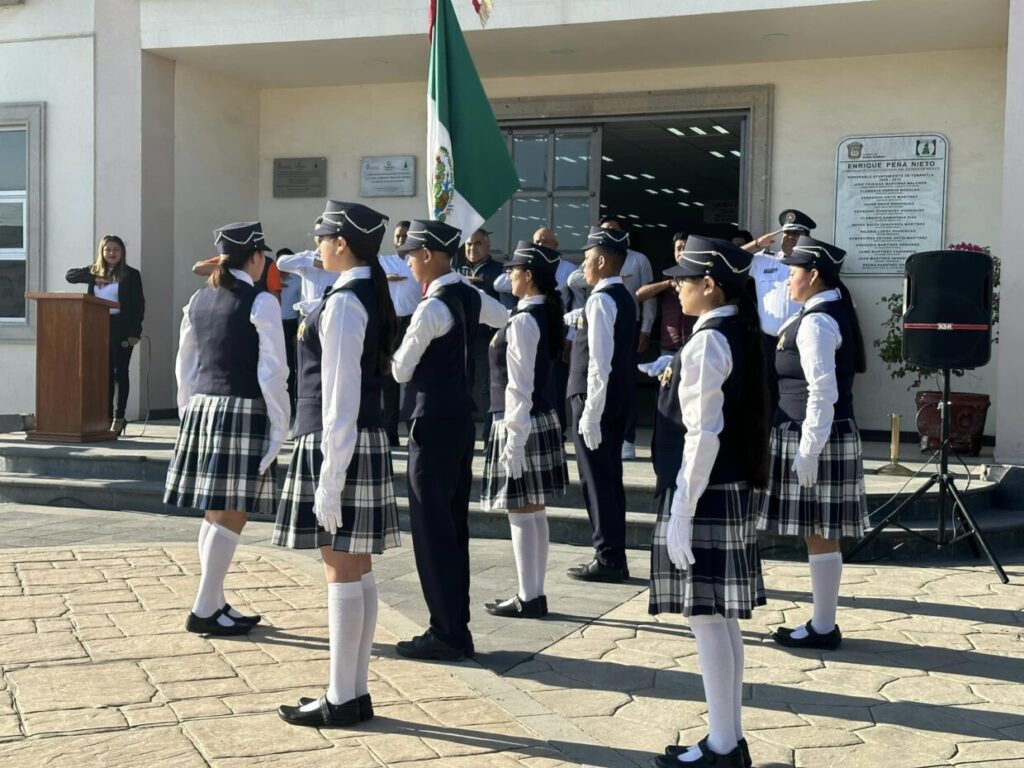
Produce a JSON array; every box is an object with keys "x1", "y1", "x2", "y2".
[{"x1": 996, "y1": 0, "x2": 1024, "y2": 464}]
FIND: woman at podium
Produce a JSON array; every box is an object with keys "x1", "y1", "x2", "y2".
[
  {"x1": 65, "y1": 234, "x2": 146, "y2": 434},
  {"x1": 164, "y1": 221, "x2": 290, "y2": 637}
]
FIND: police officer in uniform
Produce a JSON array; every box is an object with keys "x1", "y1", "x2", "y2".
[
  {"x1": 391, "y1": 220, "x2": 508, "y2": 660},
  {"x1": 565, "y1": 227, "x2": 637, "y2": 583},
  {"x1": 744, "y1": 209, "x2": 816, "y2": 411}
]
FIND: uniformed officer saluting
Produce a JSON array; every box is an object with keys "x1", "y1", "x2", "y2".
[
  {"x1": 743, "y1": 209, "x2": 816, "y2": 411},
  {"x1": 565, "y1": 227, "x2": 637, "y2": 583},
  {"x1": 391, "y1": 220, "x2": 509, "y2": 661},
  {"x1": 273, "y1": 201, "x2": 401, "y2": 728}
]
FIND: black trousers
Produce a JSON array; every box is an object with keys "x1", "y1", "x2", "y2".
[
  {"x1": 282, "y1": 318, "x2": 299, "y2": 411},
  {"x1": 406, "y1": 414, "x2": 476, "y2": 651},
  {"x1": 570, "y1": 394, "x2": 628, "y2": 567},
  {"x1": 761, "y1": 332, "x2": 780, "y2": 415},
  {"x1": 108, "y1": 315, "x2": 133, "y2": 420},
  {"x1": 382, "y1": 316, "x2": 411, "y2": 440},
  {"x1": 547, "y1": 352, "x2": 570, "y2": 440}
]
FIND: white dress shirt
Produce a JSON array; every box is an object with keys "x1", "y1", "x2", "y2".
[
  {"x1": 277, "y1": 250, "x2": 339, "y2": 316},
  {"x1": 391, "y1": 271, "x2": 510, "y2": 384},
  {"x1": 175, "y1": 268, "x2": 291, "y2": 445},
  {"x1": 779, "y1": 288, "x2": 843, "y2": 459},
  {"x1": 279, "y1": 271, "x2": 301, "y2": 321},
  {"x1": 672, "y1": 304, "x2": 738, "y2": 518},
  {"x1": 502, "y1": 295, "x2": 544, "y2": 453},
  {"x1": 94, "y1": 281, "x2": 121, "y2": 315},
  {"x1": 378, "y1": 252, "x2": 422, "y2": 318},
  {"x1": 580, "y1": 276, "x2": 622, "y2": 426},
  {"x1": 493, "y1": 258, "x2": 576, "y2": 311},
  {"x1": 318, "y1": 266, "x2": 371, "y2": 496},
  {"x1": 752, "y1": 249, "x2": 797, "y2": 336},
  {"x1": 566, "y1": 249, "x2": 655, "y2": 333}
]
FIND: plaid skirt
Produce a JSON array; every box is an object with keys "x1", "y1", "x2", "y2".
[
  {"x1": 164, "y1": 394, "x2": 277, "y2": 516},
  {"x1": 480, "y1": 410, "x2": 569, "y2": 511},
  {"x1": 272, "y1": 428, "x2": 400, "y2": 554},
  {"x1": 649, "y1": 483, "x2": 766, "y2": 619},
  {"x1": 756, "y1": 419, "x2": 870, "y2": 540}
]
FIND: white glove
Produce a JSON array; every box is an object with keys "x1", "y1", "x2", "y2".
[
  {"x1": 578, "y1": 415, "x2": 602, "y2": 451},
  {"x1": 792, "y1": 453, "x2": 819, "y2": 488},
  {"x1": 313, "y1": 485, "x2": 343, "y2": 536},
  {"x1": 638, "y1": 355, "x2": 673, "y2": 378},
  {"x1": 258, "y1": 431, "x2": 284, "y2": 475},
  {"x1": 500, "y1": 443, "x2": 528, "y2": 479},
  {"x1": 563, "y1": 308, "x2": 584, "y2": 328},
  {"x1": 666, "y1": 513, "x2": 695, "y2": 571}
]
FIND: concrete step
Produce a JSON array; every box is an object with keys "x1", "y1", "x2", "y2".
[{"x1": 1, "y1": 471, "x2": 1019, "y2": 562}]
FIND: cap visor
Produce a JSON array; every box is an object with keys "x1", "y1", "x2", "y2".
[
  {"x1": 663, "y1": 263, "x2": 706, "y2": 279},
  {"x1": 779, "y1": 253, "x2": 811, "y2": 266}
]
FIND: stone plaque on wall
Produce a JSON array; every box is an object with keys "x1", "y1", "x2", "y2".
[
  {"x1": 834, "y1": 134, "x2": 948, "y2": 275},
  {"x1": 360, "y1": 156, "x2": 416, "y2": 197},
  {"x1": 273, "y1": 157, "x2": 327, "y2": 198}
]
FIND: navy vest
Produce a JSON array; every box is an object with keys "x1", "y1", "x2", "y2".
[
  {"x1": 403, "y1": 280, "x2": 482, "y2": 420},
  {"x1": 488, "y1": 302, "x2": 553, "y2": 415},
  {"x1": 566, "y1": 282, "x2": 637, "y2": 413},
  {"x1": 293, "y1": 278, "x2": 384, "y2": 437},
  {"x1": 775, "y1": 299, "x2": 856, "y2": 424},
  {"x1": 190, "y1": 282, "x2": 262, "y2": 399},
  {"x1": 656, "y1": 313, "x2": 752, "y2": 488}
]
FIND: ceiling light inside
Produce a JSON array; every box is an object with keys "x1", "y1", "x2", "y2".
[
  {"x1": 606, "y1": 174, "x2": 621, "y2": 180},
  {"x1": 730, "y1": 150, "x2": 742, "y2": 157},
  {"x1": 602, "y1": 156, "x2": 613, "y2": 162},
  {"x1": 677, "y1": 187, "x2": 690, "y2": 194},
  {"x1": 660, "y1": 188, "x2": 674, "y2": 194},
  {"x1": 628, "y1": 214, "x2": 640, "y2": 219},
  {"x1": 690, "y1": 126, "x2": 708, "y2": 136},
  {"x1": 693, "y1": 202, "x2": 705, "y2": 207},
  {"x1": 678, "y1": 202, "x2": 690, "y2": 207},
  {"x1": 710, "y1": 151, "x2": 726, "y2": 158},
  {"x1": 641, "y1": 173, "x2": 656, "y2": 180},
  {"x1": 623, "y1": 173, "x2": 638, "y2": 180},
  {"x1": 667, "y1": 127, "x2": 685, "y2": 137},
  {"x1": 644, "y1": 189, "x2": 659, "y2": 195},
  {"x1": 712, "y1": 125, "x2": 729, "y2": 134}
]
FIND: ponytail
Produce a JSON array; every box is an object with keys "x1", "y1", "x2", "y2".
[
  {"x1": 356, "y1": 246, "x2": 399, "y2": 377},
  {"x1": 530, "y1": 269, "x2": 565, "y2": 359},
  {"x1": 722, "y1": 278, "x2": 770, "y2": 489},
  {"x1": 834, "y1": 278, "x2": 867, "y2": 374},
  {"x1": 208, "y1": 251, "x2": 254, "y2": 289}
]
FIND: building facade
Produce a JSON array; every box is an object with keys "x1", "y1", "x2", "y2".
[{"x1": 2, "y1": 0, "x2": 1023, "y2": 461}]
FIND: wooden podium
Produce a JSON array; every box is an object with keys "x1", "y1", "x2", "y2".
[{"x1": 25, "y1": 292, "x2": 119, "y2": 443}]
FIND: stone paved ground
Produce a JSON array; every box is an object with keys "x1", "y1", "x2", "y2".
[{"x1": 0, "y1": 503, "x2": 1022, "y2": 767}]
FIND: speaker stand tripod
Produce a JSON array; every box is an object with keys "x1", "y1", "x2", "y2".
[{"x1": 847, "y1": 368, "x2": 1009, "y2": 584}]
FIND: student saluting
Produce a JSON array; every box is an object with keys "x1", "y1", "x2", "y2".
[
  {"x1": 391, "y1": 220, "x2": 509, "y2": 661},
  {"x1": 757, "y1": 236, "x2": 869, "y2": 651},
  {"x1": 165, "y1": 221, "x2": 289, "y2": 636},
  {"x1": 481, "y1": 241, "x2": 569, "y2": 619}
]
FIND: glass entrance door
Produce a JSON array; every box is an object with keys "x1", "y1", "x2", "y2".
[{"x1": 484, "y1": 127, "x2": 602, "y2": 259}]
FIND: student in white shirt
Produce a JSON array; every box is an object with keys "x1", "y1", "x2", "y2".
[
  {"x1": 164, "y1": 221, "x2": 290, "y2": 638},
  {"x1": 277, "y1": 217, "x2": 341, "y2": 315},
  {"x1": 274, "y1": 201, "x2": 401, "y2": 728},
  {"x1": 757, "y1": 236, "x2": 869, "y2": 652},
  {"x1": 481, "y1": 241, "x2": 570, "y2": 619}
]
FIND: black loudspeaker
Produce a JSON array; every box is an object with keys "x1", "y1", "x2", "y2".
[{"x1": 902, "y1": 249, "x2": 993, "y2": 370}]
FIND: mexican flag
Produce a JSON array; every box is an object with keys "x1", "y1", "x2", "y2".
[{"x1": 427, "y1": 0, "x2": 518, "y2": 235}]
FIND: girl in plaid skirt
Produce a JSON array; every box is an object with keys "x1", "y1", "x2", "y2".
[
  {"x1": 274, "y1": 202, "x2": 400, "y2": 729},
  {"x1": 481, "y1": 241, "x2": 569, "y2": 619},
  {"x1": 756, "y1": 236, "x2": 869, "y2": 652},
  {"x1": 649, "y1": 237, "x2": 769, "y2": 768},
  {"x1": 165, "y1": 221, "x2": 290, "y2": 638}
]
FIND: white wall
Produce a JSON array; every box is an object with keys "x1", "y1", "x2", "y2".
[
  {"x1": 258, "y1": 47, "x2": 1006, "y2": 435},
  {"x1": 0, "y1": 0, "x2": 94, "y2": 40},
  {"x1": 170, "y1": 63, "x2": 260, "y2": 386},
  {"x1": 0, "y1": 36, "x2": 95, "y2": 412}
]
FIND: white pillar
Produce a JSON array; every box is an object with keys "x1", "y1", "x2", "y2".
[{"x1": 995, "y1": 0, "x2": 1024, "y2": 464}]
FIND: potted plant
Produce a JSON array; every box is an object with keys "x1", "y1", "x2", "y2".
[{"x1": 874, "y1": 242, "x2": 999, "y2": 456}]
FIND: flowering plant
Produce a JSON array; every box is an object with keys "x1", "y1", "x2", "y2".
[{"x1": 874, "y1": 242, "x2": 999, "y2": 390}]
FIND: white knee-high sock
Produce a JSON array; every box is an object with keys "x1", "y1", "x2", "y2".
[
  {"x1": 356, "y1": 572, "x2": 378, "y2": 697},
  {"x1": 533, "y1": 510, "x2": 550, "y2": 597},
  {"x1": 682, "y1": 615, "x2": 739, "y2": 760},
  {"x1": 326, "y1": 581, "x2": 364, "y2": 706},
  {"x1": 192, "y1": 523, "x2": 239, "y2": 621},
  {"x1": 197, "y1": 519, "x2": 213, "y2": 566},
  {"x1": 810, "y1": 551, "x2": 843, "y2": 634},
  {"x1": 725, "y1": 619, "x2": 744, "y2": 742},
  {"x1": 509, "y1": 513, "x2": 540, "y2": 601}
]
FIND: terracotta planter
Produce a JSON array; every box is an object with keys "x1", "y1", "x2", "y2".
[{"x1": 914, "y1": 390, "x2": 991, "y2": 456}]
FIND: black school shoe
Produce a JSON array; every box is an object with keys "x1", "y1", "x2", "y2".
[
  {"x1": 185, "y1": 608, "x2": 253, "y2": 636},
  {"x1": 298, "y1": 693, "x2": 373, "y2": 721},
  {"x1": 651, "y1": 737, "x2": 745, "y2": 767},
  {"x1": 278, "y1": 695, "x2": 361, "y2": 727},
  {"x1": 666, "y1": 737, "x2": 752, "y2": 768},
  {"x1": 772, "y1": 621, "x2": 843, "y2": 650},
  {"x1": 485, "y1": 595, "x2": 548, "y2": 615},
  {"x1": 485, "y1": 595, "x2": 546, "y2": 618},
  {"x1": 566, "y1": 558, "x2": 630, "y2": 583},
  {"x1": 395, "y1": 630, "x2": 468, "y2": 661},
  {"x1": 222, "y1": 603, "x2": 261, "y2": 626}
]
